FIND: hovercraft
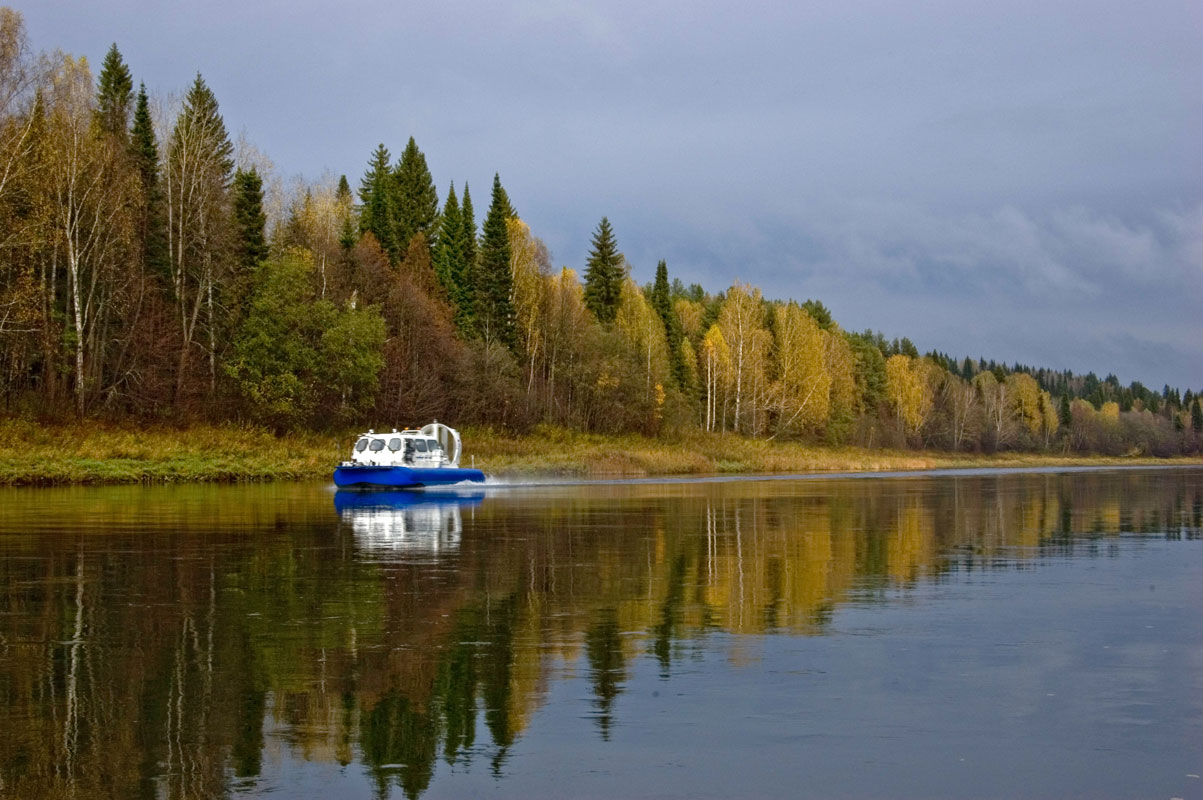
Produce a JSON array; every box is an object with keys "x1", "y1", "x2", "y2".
[{"x1": 333, "y1": 421, "x2": 486, "y2": 489}]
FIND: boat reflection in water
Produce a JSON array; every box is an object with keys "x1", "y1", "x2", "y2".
[{"x1": 334, "y1": 489, "x2": 484, "y2": 557}]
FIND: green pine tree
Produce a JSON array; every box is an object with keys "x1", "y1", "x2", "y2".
[
  {"x1": 130, "y1": 83, "x2": 168, "y2": 278},
  {"x1": 1192, "y1": 399, "x2": 1203, "y2": 433},
  {"x1": 392, "y1": 136, "x2": 439, "y2": 254},
  {"x1": 232, "y1": 168, "x2": 268, "y2": 270},
  {"x1": 475, "y1": 173, "x2": 516, "y2": 347},
  {"x1": 335, "y1": 174, "x2": 357, "y2": 251},
  {"x1": 460, "y1": 182, "x2": 478, "y2": 271},
  {"x1": 455, "y1": 182, "x2": 478, "y2": 337},
  {"x1": 95, "y1": 43, "x2": 133, "y2": 139},
  {"x1": 358, "y1": 144, "x2": 397, "y2": 260},
  {"x1": 583, "y1": 217, "x2": 624, "y2": 323},
  {"x1": 166, "y1": 73, "x2": 234, "y2": 397},
  {"x1": 432, "y1": 182, "x2": 462, "y2": 299},
  {"x1": 651, "y1": 260, "x2": 686, "y2": 387},
  {"x1": 1058, "y1": 393, "x2": 1072, "y2": 428},
  {"x1": 229, "y1": 167, "x2": 268, "y2": 326}
]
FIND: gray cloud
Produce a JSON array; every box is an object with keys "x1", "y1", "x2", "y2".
[{"x1": 18, "y1": 0, "x2": 1203, "y2": 388}]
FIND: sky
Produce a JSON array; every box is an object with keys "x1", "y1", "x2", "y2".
[{"x1": 19, "y1": 0, "x2": 1203, "y2": 390}]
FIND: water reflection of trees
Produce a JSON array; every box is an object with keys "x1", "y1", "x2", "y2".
[{"x1": 0, "y1": 472, "x2": 1199, "y2": 798}]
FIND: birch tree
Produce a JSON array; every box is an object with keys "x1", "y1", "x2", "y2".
[
  {"x1": 1006, "y1": 372, "x2": 1043, "y2": 438},
  {"x1": 44, "y1": 55, "x2": 135, "y2": 412},
  {"x1": 717, "y1": 283, "x2": 768, "y2": 435},
  {"x1": 507, "y1": 217, "x2": 549, "y2": 399},
  {"x1": 164, "y1": 73, "x2": 232, "y2": 400},
  {"x1": 768, "y1": 301, "x2": 829, "y2": 436},
  {"x1": 885, "y1": 355, "x2": 932, "y2": 437},
  {"x1": 615, "y1": 276, "x2": 670, "y2": 407},
  {"x1": 937, "y1": 371, "x2": 978, "y2": 451},
  {"x1": 974, "y1": 370, "x2": 1012, "y2": 447},
  {"x1": 824, "y1": 329, "x2": 858, "y2": 441},
  {"x1": 544, "y1": 266, "x2": 590, "y2": 423},
  {"x1": 701, "y1": 324, "x2": 730, "y2": 432}
]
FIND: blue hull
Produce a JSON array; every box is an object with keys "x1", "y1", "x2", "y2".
[{"x1": 333, "y1": 464, "x2": 486, "y2": 489}]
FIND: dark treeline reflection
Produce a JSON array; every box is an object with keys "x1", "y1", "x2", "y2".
[{"x1": 0, "y1": 471, "x2": 1200, "y2": 798}]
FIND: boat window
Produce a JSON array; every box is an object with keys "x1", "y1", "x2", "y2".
[
  {"x1": 427, "y1": 439, "x2": 441, "y2": 451},
  {"x1": 413, "y1": 439, "x2": 428, "y2": 452},
  {"x1": 388, "y1": 438, "x2": 402, "y2": 452},
  {"x1": 354, "y1": 438, "x2": 369, "y2": 452},
  {"x1": 369, "y1": 439, "x2": 385, "y2": 452}
]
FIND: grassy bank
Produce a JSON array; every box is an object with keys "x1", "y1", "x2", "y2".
[
  {"x1": 0, "y1": 419, "x2": 343, "y2": 486},
  {"x1": 1, "y1": 419, "x2": 1200, "y2": 487},
  {"x1": 464, "y1": 426, "x2": 1203, "y2": 477}
]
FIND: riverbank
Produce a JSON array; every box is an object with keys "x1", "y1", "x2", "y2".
[{"x1": 1, "y1": 419, "x2": 1200, "y2": 487}]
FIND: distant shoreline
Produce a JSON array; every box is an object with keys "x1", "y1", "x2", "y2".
[{"x1": 2, "y1": 419, "x2": 1200, "y2": 488}]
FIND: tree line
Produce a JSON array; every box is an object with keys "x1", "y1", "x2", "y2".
[{"x1": 0, "y1": 15, "x2": 1199, "y2": 455}]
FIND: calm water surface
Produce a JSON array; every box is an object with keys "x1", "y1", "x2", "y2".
[{"x1": 1, "y1": 468, "x2": 1201, "y2": 799}]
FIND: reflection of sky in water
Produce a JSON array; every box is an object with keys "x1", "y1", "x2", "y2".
[{"x1": 335, "y1": 491, "x2": 482, "y2": 557}]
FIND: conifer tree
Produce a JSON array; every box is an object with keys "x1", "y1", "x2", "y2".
[
  {"x1": 392, "y1": 136, "x2": 438, "y2": 253},
  {"x1": 335, "y1": 174, "x2": 357, "y2": 251},
  {"x1": 432, "y1": 182, "x2": 461, "y2": 297},
  {"x1": 460, "y1": 182, "x2": 477, "y2": 270},
  {"x1": 358, "y1": 144, "x2": 396, "y2": 260},
  {"x1": 1193, "y1": 398, "x2": 1203, "y2": 433},
  {"x1": 475, "y1": 173, "x2": 516, "y2": 347},
  {"x1": 130, "y1": 83, "x2": 167, "y2": 278},
  {"x1": 227, "y1": 167, "x2": 267, "y2": 328},
  {"x1": 584, "y1": 217, "x2": 624, "y2": 323},
  {"x1": 1058, "y1": 393, "x2": 1072, "y2": 428},
  {"x1": 95, "y1": 43, "x2": 132, "y2": 139},
  {"x1": 454, "y1": 182, "x2": 478, "y2": 337},
  {"x1": 165, "y1": 72, "x2": 235, "y2": 397},
  {"x1": 651, "y1": 260, "x2": 686, "y2": 387},
  {"x1": 232, "y1": 168, "x2": 268, "y2": 271}
]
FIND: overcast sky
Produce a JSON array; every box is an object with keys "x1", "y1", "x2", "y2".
[{"x1": 20, "y1": 0, "x2": 1203, "y2": 390}]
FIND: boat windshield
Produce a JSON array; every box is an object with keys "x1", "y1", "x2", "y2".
[
  {"x1": 413, "y1": 439, "x2": 428, "y2": 452},
  {"x1": 354, "y1": 438, "x2": 368, "y2": 452},
  {"x1": 427, "y1": 439, "x2": 441, "y2": 452}
]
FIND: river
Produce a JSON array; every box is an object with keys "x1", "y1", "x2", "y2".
[{"x1": 1, "y1": 467, "x2": 1200, "y2": 799}]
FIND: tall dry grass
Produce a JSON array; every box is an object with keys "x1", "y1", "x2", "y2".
[{"x1": 1, "y1": 418, "x2": 1197, "y2": 486}]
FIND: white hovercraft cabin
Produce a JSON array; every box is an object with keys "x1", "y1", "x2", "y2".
[{"x1": 347, "y1": 423, "x2": 463, "y2": 468}]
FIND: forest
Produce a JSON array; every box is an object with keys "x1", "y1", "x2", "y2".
[{"x1": 1, "y1": 11, "x2": 1200, "y2": 457}]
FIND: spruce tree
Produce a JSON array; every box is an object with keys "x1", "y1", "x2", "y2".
[
  {"x1": 1193, "y1": 399, "x2": 1203, "y2": 433},
  {"x1": 358, "y1": 144, "x2": 396, "y2": 260},
  {"x1": 460, "y1": 182, "x2": 477, "y2": 270},
  {"x1": 130, "y1": 83, "x2": 168, "y2": 278},
  {"x1": 475, "y1": 173, "x2": 516, "y2": 347},
  {"x1": 392, "y1": 136, "x2": 439, "y2": 254},
  {"x1": 334, "y1": 175, "x2": 357, "y2": 251},
  {"x1": 166, "y1": 73, "x2": 234, "y2": 397},
  {"x1": 232, "y1": 168, "x2": 268, "y2": 271},
  {"x1": 95, "y1": 43, "x2": 133, "y2": 139},
  {"x1": 227, "y1": 168, "x2": 268, "y2": 326},
  {"x1": 432, "y1": 182, "x2": 461, "y2": 297},
  {"x1": 455, "y1": 182, "x2": 478, "y2": 337},
  {"x1": 583, "y1": 217, "x2": 624, "y2": 323},
  {"x1": 1058, "y1": 393, "x2": 1071, "y2": 427},
  {"x1": 651, "y1": 260, "x2": 686, "y2": 387}
]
